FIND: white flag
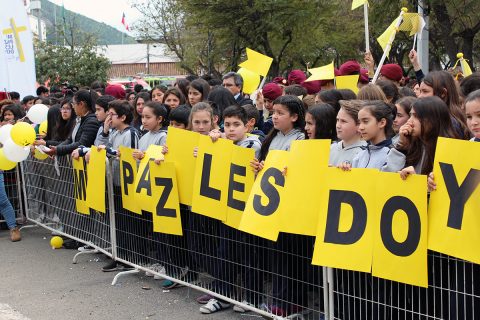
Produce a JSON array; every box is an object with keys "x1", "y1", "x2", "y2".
[{"x1": 0, "y1": 0, "x2": 36, "y2": 97}]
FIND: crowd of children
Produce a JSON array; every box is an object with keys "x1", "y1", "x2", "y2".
[{"x1": 1, "y1": 49, "x2": 480, "y2": 317}]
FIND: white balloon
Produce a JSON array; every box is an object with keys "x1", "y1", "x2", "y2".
[
  {"x1": 0, "y1": 124, "x2": 13, "y2": 144},
  {"x1": 3, "y1": 139, "x2": 30, "y2": 162},
  {"x1": 27, "y1": 104, "x2": 49, "y2": 124}
]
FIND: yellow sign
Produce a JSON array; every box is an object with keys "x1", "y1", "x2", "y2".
[
  {"x1": 306, "y1": 62, "x2": 335, "y2": 81},
  {"x1": 239, "y1": 150, "x2": 290, "y2": 241},
  {"x1": 119, "y1": 146, "x2": 140, "y2": 214},
  {"x1": 134, "y1": 145, "x2": 165, "y2": 212},
  {"x1": 281, "y1": 140, "x2": 331, "y2": 236},
  {"x1": 224, "y1": 145, "x2": 255, "y2": 229},
  {"x1": 312, "y1": 168, "x2": 377, "y2": 273},
  {"x1": 191, "y1": 135, "x2": 233, "y2": 221},
  {"x1": 428, "y1": 138, "x2": 480, "y2": 264},
  {"x1": 336, "y1": 75, "x2": 360, "y2": 94},
  {"x1": 72, "y1": 157, "x2": 90, "y2": 215},
  {"x1": 148, "y1": 161, "x2": 183, "y2": 236},
  {"x1": 86, "y1": 147, "x2": 106, "y2": 213},
  {"x1": 2, "y1": 18, "x2": 27, "y2": 62},
  {"x1": 238, "y1": 47, "x2": 273, "y2": 77},
  {"x1": 372, "y1": 172, "x2": 428, "y2": 288},
  {"x1": 164, "y1": 127, "x2": 200, "y2": 205},
  {"x1": 351, "y1": 0, "x2": 368, "y2": 10}
]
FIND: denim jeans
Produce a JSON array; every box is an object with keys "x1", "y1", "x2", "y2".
[{"x1": 0, "y1": 172, "x2": 16, "y2": 229}]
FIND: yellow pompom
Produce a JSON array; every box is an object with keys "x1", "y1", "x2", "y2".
[
  {"x1": 401, "y1": 7, "x2": 408, "y2": 12},
  {"x1": 50, "y1": 236, "x2": 63, "y2": 249},
  {"x1": 457, "y1": 53, "x2": 464, "y2": 59}
]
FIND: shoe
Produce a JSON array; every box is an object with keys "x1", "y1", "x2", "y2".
[
  {"x1": 145, "y1": 264, "x2": 166, "y2": 279},
  {"x1": 10, "y1": 227, "x2": 21, "y2": 242},
  {"x1": 199, "y1": 299, "x2": 231, "y2": 314},
  {"x1": 118, "y1": 262, "x2": 134, "y2": 271},
  {"x1": 102, "y1": 260, "x2": 119, "y2": 272},
  {"x1": 233, "y1": 300, "x2": 254, "y2": 313},
  {"x1": 161, "y1": 279, "x2": 182, "y2": 289},
  {"x1": 196, "y1": 293, "x2": 215, "y2": 304}
]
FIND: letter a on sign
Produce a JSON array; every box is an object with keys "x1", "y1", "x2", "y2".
[
  {"x1": 312, "y1": 168, "x2": 377, "y2": 272},
  {"x1": 428, "y1": 138, "x2": 480, "y2": 264},
  {"x1": 239, "y1": 150, "x2": 289, "y2": 241},
  {"x1": 372, "y1": 172, "x2": 428, "y2": 288},
  {"x1": 72, "y1": 157, "x2": 90, "y2": 215}
]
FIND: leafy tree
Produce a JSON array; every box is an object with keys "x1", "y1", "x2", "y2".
[{"x1": 35, "y1": 19, "x2": 110, "y2": 86}]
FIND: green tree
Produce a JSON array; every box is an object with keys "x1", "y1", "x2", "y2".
[{"x1": 35, "y1": 19, "x2": 110, "y2": 86}]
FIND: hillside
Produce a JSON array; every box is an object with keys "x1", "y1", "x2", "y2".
[{"x1": 39, "y1": 0, "x2": 136, "y2": 45}]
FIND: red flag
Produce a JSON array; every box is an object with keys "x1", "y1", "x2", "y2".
[{"x1": 121, "y1": 13, "x2": 129, "y2": 31}]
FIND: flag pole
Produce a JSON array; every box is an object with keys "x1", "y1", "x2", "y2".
[
  {"x1": 372, "y1": 8, "x2": 407, "y2": 83},
  {"x1": 364, "y1": 3, "x2": 370, "y2": 52}
]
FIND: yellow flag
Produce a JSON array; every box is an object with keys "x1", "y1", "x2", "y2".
[
  {"x1": 372, "y1": 172, "x2": 428, "y2": 288},
  {"x1": 312, "y1": 168, "x2": 377, "y2": 273},
  {"x1": 191, "y1": 135, "x2": 234, "y2": 221},
  {"x1": 224, "y1": 145, "x2": 255, "y2": 229},
  {"x1": 460, "y1": 58, "x2": 473, "y2": 77},
  {"x1": 280, "y1": 140, "x2": 331, "y2": 236},
  {"x1": 377, "y1": 17, "x2": 400, "y2": 56},
  {"x1": 149, "y1": 161, "x2": 183, "y2": 236},
  {"x1": 239, "y1": 150, "x2": 290, "y2": 241},
  {"x1": 119, "y1": 146, "x2": 141, "y2": 214},
  {"x1": 86, "y1": 147, "x2": 106, "y2": 213},
  {"x1": 306, "y1": 62, "x2": 335, "y2": 82},
  {"x1": 351, "y1": 0, "x2": 368, "y2": 10},
  {"x1": 399, "y1": 13, "x2": 422, "y2": 36},
  {"x1": 238, "y1": 48, "x2": 273, "y2": 77},
  {"x1": 164, "y1": 127, "x2": 200, "y2": 205},
  {"x1": 72, "y1": 157, "x2": 90, "y2": 215},
  {"x1": 336, "y1": 75, "x2": 359, "y2": 94},
  {"x1": 428, "y1": 138, "x2": 480, "y2": 264},
  {"x1": 135, "y1": 145, "x2": 165, "y2": 212}
]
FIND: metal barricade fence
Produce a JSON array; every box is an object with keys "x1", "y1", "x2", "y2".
[
  {"x1": 1, "y1": 166, "x2": 25, "y2": 226},
  {"x1": 18, "y1": 156, "x2": 480, "y2": 319},
  {"x1": 21, "y1": 156, "x2": 113, "y2": 258},
  {"x1": 329, "y1": 252, "x2": 480, "y2": 320}
]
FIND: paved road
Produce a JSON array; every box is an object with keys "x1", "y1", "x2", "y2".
[{"x1": 0, "y1": 227, "x2": 260, "y2": 320}]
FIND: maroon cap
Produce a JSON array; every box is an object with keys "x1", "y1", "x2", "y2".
[
  {"x1": 262, "y1": 82, "x2": 283, "y2": 101},
  {"x1": 380, "y1": 64, "x2": 404, "y2": 82},
  {"x1": 339, "y1": 60, "x2": 361, "y2": 76},
  {"x1": 288, "y1": 70, "x2": 306, "y2": 85},
  {"x1": 301, "y1": 80, "x2": 321, "y2": 95},
  {"x1": 272, "y1": 77, "x2": 288, "y2": 86},
  {"x1": 359, "y1": 68, "x2": 370, "y2": 84},
  {"x1": 105, "y1": 85, "x2": 126, "y2": 100}
]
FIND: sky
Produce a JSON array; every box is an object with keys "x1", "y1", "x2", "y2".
[{"x1": 46, "y1": 0, "x2": 142, "y2": 35}]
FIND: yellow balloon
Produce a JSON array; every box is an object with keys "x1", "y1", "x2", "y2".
[
  {"x1": 0, "y1": 149, "x2": 16, "y2": 170},
  {"x1": 10, "y1": 122, "x2": 36, "y2": 147},
  {"x1": 237, "y1": 67, "x2": 260, "y2": 94},
  {"x1": 50, "y1": 236, "x2": 63, "y2": 249},
  {"x1": 34, "y1": 148, "x2": 49, "y2": 160},
  {"x1": 39, "y1": 121, "x2": 48, "y2": 135}
]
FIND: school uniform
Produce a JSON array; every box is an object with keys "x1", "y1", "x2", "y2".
[
  {"x1": 237, "y1": 134, "x2": 262, "y2": 159},
  {"x1": 138, "y1": 130, "x2": 167, "y2": 151},
  {"x1": 382, "y1": 146, "x2": 426, "y2": 173},
  {"x1": 269, "y1": 128, "x2": 305, "y2": 151},
  {"x1": 329, "y1": 140, "x2": 367, "y2": 166}
]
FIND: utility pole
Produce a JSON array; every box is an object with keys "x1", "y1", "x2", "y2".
[{"x1": 417, "y1": 0, "x2": 429, "y2": 73}]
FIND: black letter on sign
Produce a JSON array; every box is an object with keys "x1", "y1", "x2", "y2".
[
  {"x1": 136, "y1": 163, "x2": 152, "y2": 196},
  {"x1": 380, "y1": 196, "x2": 421, "y2": 257},
  {"x1": 200, "y1": 153, "x2": 221, "y2": 200},
  {"x1": 73, "y1": 168, "x2": 87, "y2": 201},
  {"x1": 253, "y1": 167, "x2": 284, "y2": 216},
  {"x1": 440, "y1": 162, "x2": 480, "y2": 230},
  {"x1": 122, "y1": 160, "x2": 134, "y2": 195},
  {"x1": 324, "y1": 190, "x2": 367, "y2": 245},
  {"x1": 154, "y1": 177, "x2": 176, "y2": 218},
  {"x1": 227, "y1": 163, "x2": 246, "y2": 211}
]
